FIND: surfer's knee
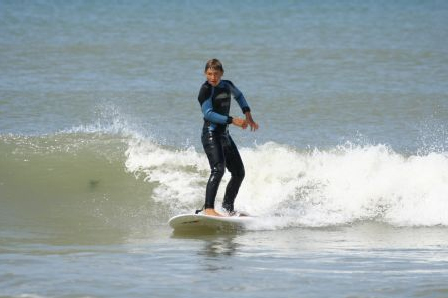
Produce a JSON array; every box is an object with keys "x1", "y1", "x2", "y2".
[
  {"x1": 211, "y1": 162, "x2": 225, "y2": 179},
  {"x1": 232, "y1": 167, "x2": 245, "y2": 182}
]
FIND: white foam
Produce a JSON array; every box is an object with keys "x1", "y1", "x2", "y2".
[
  {"x1": 125, "y1": 138, "x2": 448, "y2": 228},
  {"x1": 125, "y1": 138, "x2": 208, "y2": 212}
]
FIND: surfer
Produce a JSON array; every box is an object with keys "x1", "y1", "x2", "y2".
[{"x1": 197, "y1": 59, "x2": 259, "y2": 217}]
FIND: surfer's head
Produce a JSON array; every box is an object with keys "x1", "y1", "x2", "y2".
[
  {"x1": 204, "y1": 58, "x2": 223, "y2": 87},
  {"x1": 204, "y1": 58, "x2": 224, "y2": 73}
]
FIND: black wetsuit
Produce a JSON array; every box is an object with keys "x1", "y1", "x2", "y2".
[{"x1": 197, "y1": 80, "x2": 251, "y2": 212}]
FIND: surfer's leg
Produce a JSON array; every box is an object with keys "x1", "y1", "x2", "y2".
[
  {"x1": 222, "y1": 135, "x2": 245, "y2": 212},
  {"x1": 202, "y1": 132, "x2": 226, "y2": 210}
]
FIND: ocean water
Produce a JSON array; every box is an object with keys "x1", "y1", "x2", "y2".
[{"x1": 1, "y1": 1, "x2": 448, "y2": 297}]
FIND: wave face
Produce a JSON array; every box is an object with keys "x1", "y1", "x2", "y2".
[
  {"x1": 126, "y1": 136, "x2": 448, "y2": 228},
  {"x1": 1, "y1": 128, "x2": 448, "y2": 232}
]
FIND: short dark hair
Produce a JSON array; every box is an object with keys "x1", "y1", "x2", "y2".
[{"x1": 204, "y1": 58, "x2": 224, "y2": 73}]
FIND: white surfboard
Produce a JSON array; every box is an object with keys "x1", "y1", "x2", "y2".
[{"x1": 169, "y1": 213, "x2": 254, "y2": 231}]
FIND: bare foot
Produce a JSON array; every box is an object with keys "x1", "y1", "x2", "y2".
[{"x1": 204, "y1": 208, "x2": 224, "y2": 217}]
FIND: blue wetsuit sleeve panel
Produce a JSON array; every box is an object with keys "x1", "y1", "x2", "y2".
[
  {"x1": 201, "y1": 98, "x2": 233, "y2": 124},
  {"x1": 227, "y1": 80, "x2": 251, "y2": 113}
]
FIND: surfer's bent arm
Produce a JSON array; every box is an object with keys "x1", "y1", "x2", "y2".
[
  {"x1": 227, "y1": 80, "x2": 251, "y2": 114},
  {"x1": 198, "y1": 83, "x2": 233, "y2": 125},
  {"x1": 200, "y1": 98, "x2": 233, "y2": 124},
  {"x1": 227, "y1": 80, "x2": 258, "y2": 131}
]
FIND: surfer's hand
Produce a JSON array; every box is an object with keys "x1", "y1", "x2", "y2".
[
  {"x1": 232, "y1": 117, "x2": 248, "y2": 129},
  {"x1": 245, "y1": 112, "x2": 259, "y2": 131}
]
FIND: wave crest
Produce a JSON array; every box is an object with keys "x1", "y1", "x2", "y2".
[{"x1": 126, "y1": 140, "x2": 448, "y2": 227}]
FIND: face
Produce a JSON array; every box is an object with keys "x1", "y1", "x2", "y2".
[{"x1": 205, "y1": 69, "x2": 223, "y2": 87}]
